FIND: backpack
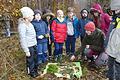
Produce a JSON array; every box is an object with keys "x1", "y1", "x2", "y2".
[{"x1": 95, "y1": 52, "x2": 108, "y2": 66}]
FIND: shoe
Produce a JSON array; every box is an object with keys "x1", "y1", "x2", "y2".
[
  {"x1": 37, "y1": 60, "x2": 42, "y2": 65},
  {"x1": 30, "y1": 72, "x2": 39, "y2": 78},
  {"x1": 58, "y1": 54, "x2": 62, "y2": 62},
  {"x1": 54, "y1": 55, "x2": 58, "y2": 62},
  {"x1": 70, "y1": 55, "x2": 76, "y2": 61},
  {"x1": 49, "y1": 56, "x2": 53, "y2": 61}
]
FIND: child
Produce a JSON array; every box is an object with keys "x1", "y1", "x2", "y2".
[
  {"x1": 51, "y1": 10, "x2": 67, "y2": 61},
  {"x1": 18, "y1": 7, "x2": 38, "y2": 78},
  {"x1": 32, "y1": 9, "x2": 49, "y2": 64},
  {"x1": 42, "y1": 9, "x2": 55, "y2": 60},
  {"x1": 90, "y1": 3, "x2": 111, "y2": 36},
  {"x1": 65, "y1": 7, "x2": 79, "y2": 60},
  {"x1": 79, "y1": 9, "x2": 91, "y2": 42}
]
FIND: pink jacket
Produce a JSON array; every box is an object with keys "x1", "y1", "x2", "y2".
[{"x1": 91, "y1": 3, "x2": 111, "y2": 36}]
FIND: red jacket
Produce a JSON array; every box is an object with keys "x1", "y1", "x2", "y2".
[{"x1": 51, "y1": 18, "x2": 67, "y2": 43}]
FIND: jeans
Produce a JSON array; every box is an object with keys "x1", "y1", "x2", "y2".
[
  {"x1": 107, "y1": 56, "x2": 120, "y2": 80},
  {"x1": 37, "y1": 42, "x2": 48, "y2": 64},
  {"x1": 54, "y1": 42, "x2": 63, "y2": 56},
  {"x1": 26, "y1": 45, "x2": 38, "y2": 75},
  {"x1": 65, "y1": 35, "x2": 76, "y2": 55}
]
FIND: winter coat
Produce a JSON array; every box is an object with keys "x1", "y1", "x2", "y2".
[
  {"x1": 51, "y1": 18, "x2": 67, "y2": 43},
  {"x1": 81, "y1": 28, "x2": 105, "y2": 53},
  {"x1": 18, "y1": 18, "x2": 37, "y2": 53},
  {"x1": 106, "y1": 17, "x2": 120, "y2": 63},
  {"x1": 91, "y1": 3, "x2": 111, "y2": 36},
  {"x1": 65, "y1": 16, "x2": 79, "y2": 38},
  {"x1": 79, "y1": 18, "x2": 91, "y2": 38},
  {"x1": 32, "y1": 20, "x2": 49, "y2": 44}
]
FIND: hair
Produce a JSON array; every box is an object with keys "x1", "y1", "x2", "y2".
[
  {"x1": 80, "y1": 9, "x2": 89, "y2": 14},
  {"x1": 57, "y1": 10, "x2": 63, "y2": 14},
  {"x1": 67, "y1": 7, "x2": 75, "y2": 12}
]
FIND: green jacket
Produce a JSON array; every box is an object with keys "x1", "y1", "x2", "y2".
[{"x1": 81, "y1": 28, "x2": 105, "y2": 53}]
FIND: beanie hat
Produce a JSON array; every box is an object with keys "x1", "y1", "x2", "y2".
[
  {"x1": 84, "y1": 22, "x2": 95, "y2": 31},
  {"x1": 20, "y1": 7, "x2": 34, "y2": 18},
  {"x1": 110, "y1": 0, "x2": 120, "y2": 10},
  {"x1": 34, "y1": 9, "x2": 42, "y2": 15}
]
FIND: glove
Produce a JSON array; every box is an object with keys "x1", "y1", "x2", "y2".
[
  {"x1": 44, "y1": 34, "x2": 49, "y2": 38},
  {"x1": 38, "y1": 35, "x2": 44, "y2": 39},
  {"x1": 26, "y1": 52, "x2": 31, "y2": 57}
]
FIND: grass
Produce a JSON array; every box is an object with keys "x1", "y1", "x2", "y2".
[{"x1": 0, "y1": 34, "x2": 107, "y2": 80}]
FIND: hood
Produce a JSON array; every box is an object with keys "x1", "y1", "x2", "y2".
[
  {"x1": 42, "y1": 9, "x2": 55, "y2": 18},
  {"x1": 91, "y1": 3, "x2": 103, "y2": 13},
  {"x1": 32, "y1": 19, "x2": 42, "y2": 23},
  {"x1": 80, "y1": 9, "x2": 89, "y2": 18},
  {"x1": 18, "y1": 18, "x2": 26, "y2": 24}
]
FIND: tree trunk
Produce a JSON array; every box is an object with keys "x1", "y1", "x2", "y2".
[{"x1": 22, "y1": 0, "x2": 27, "y2": 6}]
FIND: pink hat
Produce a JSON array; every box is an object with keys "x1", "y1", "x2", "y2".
[{"x1": 84, "y1": 22, "x2": 95, "y2": 31}]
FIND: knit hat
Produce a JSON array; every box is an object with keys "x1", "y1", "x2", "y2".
[
  {"x1": 34, "y1": 9, "x2": 42, "y2": 15},
  {"x1": 42, "y1": 9, "x2": 55, "y2": 18},
  {"x1": 84, "y1": 22, "x2": 95, "y2": 31},
  {"x1": 20, "y1": 7, "x2": 34, "y2": 18},
  {"x1": 110, "y1": 0, "x2": 120, "y2": 10}
]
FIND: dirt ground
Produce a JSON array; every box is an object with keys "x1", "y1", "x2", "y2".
[{"x1": 0, "y1": 34, "x2": 108, "y2": 80}]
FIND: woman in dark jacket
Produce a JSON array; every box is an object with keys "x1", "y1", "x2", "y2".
[{"x1": 81, "y1": 21, "x2": 105, "y2": 62}]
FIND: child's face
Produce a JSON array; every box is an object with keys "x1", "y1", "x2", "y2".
[
  {"x1": 35, "y1": 13, "x2": 41, "y2": 21},
  {"x1": 57, "y1": 11, "x2": 64, "y2": 18},
  {"x1": 85, "y1": 30, "x2": 92, "y2": 35},
  {"x1": 68, "y1": 12, "x2": 74, "y2": 19},
  {"x1": 93, "y1": 11, "x2": 99, "y2": 17},
  {"x1": 81, "y1": 10, "x2": 88, "y2": 17},
  {"x1": 46, "y1": 16, "x2": 51, "y2": 21},
  {"x1": 27, "y1": 15, "x2": 34, "y2": 21}
]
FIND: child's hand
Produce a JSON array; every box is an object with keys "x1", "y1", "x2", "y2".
[
  {"x1": 26, "y1": 52, "x2": 30, "y2": 57},
  {"x1": 45, "y1": 34, "x2": 49, "y2": 38},
  {"x1": 86, "y1": 45, "x2": 90, "y2": 48}
]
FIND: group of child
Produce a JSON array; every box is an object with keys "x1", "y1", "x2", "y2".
[{"x1": 18, "y1": 3, "x2": 111, "y2": 78}]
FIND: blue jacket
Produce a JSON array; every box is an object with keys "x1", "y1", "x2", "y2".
[
  {"x1": 65, "y1": 16, "x2": 79, "y2": 38},
  {"x1": 32, "y1": 20, "x2": 49, "y2": 44},
  {"x1": 79, "y1": 18, "x2": 91, "y2": 37}
]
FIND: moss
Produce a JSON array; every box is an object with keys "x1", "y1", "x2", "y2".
[{"x1": 47, "y1": 64, "x2": 59, "y2": 74}]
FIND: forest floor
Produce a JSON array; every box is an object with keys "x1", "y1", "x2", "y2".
[{"x1": 0, "y1": 34, "x2": 108, "y2": 80}]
